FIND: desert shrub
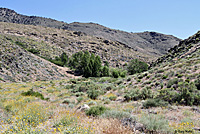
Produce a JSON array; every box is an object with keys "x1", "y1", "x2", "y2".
[
  {"x1": 108, "y1": 95, "x2": 117, "y2": 101},
  {"x1": 85, "y1": 105, "x2": 107, "y2": 116},
  {"x1": 157, "y1": 88, "x2": 178, "y2": 104},
  {"x1": 167, "y1": 78, "x2": 179, "y2": 88},
  {"x1": 77, "y1": 96, "x2": 84, "y2": 103},
  {"x1": 62, "y1": 99, "x2": 71, "y2": 104},
  {"x1": 139, "y1": 113, "x2": 170, "y2": 133},
  {"x1": 124, "y1": 88, "x2": 141, "y2": 101},
  {"x1": 15, "y1": 41, "x2": 26, "y2": 48},
  {"x1": 162, "y1": 75, "x2": 168, "y2": 79},
  {"x1": 140, "y1": 88, "x2": 153, "y2": 100},
  {"x1": 143, "y1": 99, "x2": 169, "y2": 108},
  {"x1": 177, "y1": 82, "x2": 200, "y2": 105},
  {"x1": 127, "y1": 59, "x2": 148, "y2": 75},
  {"x1": 195, "y1": 78, "x2": 200, "y2": 90},
  {"x1": 101, "y1": 110, "x2": 132, "y2": 119},
  {"x1": 74, "y1": 92, "x2": 84, "y2": 97},
  {"x1": 28, "y1": 48, "x2": 40, "y2": 54},
  {"x1": 21, "y1": 89, "x2": 47, "y2": 100},
  {"x1": 157, "y1": 69, "x2": 164, "y2": 73},
  {"x1": 87, "y1": 89, "x2": 99, "y2": 100},
  {"x1": 127, "y1": 77, "x2": 131, "y2": 81}
]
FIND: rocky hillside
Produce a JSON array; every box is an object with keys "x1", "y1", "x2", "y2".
[
  {"x1": 126, "y1": 31, "x2": 200, "y2": 96},
  {"x1": 0, "y1": 22, "x2": 151, "y2": 67},
  {"x1": 0, "y1": 34, "x2": 78, "y2": 82},
  {"x1": 0, "y1": 8, "x2": 181, "y2": 57}
]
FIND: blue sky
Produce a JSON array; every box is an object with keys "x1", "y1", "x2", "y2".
[{"x1": 1, "y1": 0, "x2": 200, "y2": 39}]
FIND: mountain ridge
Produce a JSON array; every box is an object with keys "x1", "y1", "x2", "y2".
[{"x1": 0, "y1": 7, "x2": 181, "y2": 57}]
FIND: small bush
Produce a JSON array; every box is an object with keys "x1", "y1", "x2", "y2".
[
  {"x1": 139, "y1": 113, "x2": 170, "y2": 133},
  {"x1": 167, "y1": 78, "x2": 178, "y2": 88},
  {"x1": 62, "y1": 99, "x2": 71, "y2": 104},
  {"x1": 87, "y1": 89, "x2": 99, "y2": 100},
  {"x1": 162, "y1": 75, "x2": 168, "y2": 79},
  {"x1": 21, "y1": 89, "x2": 46, "y2": 100},
  {"x1": 108, "y1": 95, "x2": 117, "y2": 101},
  {"x1": 28, "y1": 48, "x2": 40, "y2": 54},
  {"x1": 143, "y1": 99, "x2": 169, "y2": 108},
  {"x1": 85, "y1": 105, "x2": 107, "y2": 116},
  {"x1": 124, "y1": 88, "x2": 141, "y2": 101}
]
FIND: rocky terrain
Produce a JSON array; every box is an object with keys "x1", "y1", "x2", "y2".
[
  {"x1": 0, "y1": 34, "x2": 79, "y2": 82},
  {"x1": 0, "y1": 8, "x2": 181, "y2": 57}
]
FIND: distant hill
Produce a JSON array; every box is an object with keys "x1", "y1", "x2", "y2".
[{"x1": 0, "y1": 8, "x2": 181, "y2": 58}]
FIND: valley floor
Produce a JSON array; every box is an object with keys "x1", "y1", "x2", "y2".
[{"x1": 0, "y1": 78, "x2": 199, "y2": 134}]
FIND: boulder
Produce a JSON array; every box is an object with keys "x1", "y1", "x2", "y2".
[{"x1": 76, "y1": 104, "x2": 90, "y2": 112}]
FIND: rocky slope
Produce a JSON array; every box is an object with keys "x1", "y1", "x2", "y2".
[
  {"x1": 0, "y1": 8, "x2": 181, "y2": 57},
  {"x1": 0, "y1": 34, "x2": 77, "y2": 82},
  {"x1": 0, "y1": 22, "x2": 150, "y2": 67},
  {"x1": 126, "y1": 31, "x2": 200, "y2": 92}
]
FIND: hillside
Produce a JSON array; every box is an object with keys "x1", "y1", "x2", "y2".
[
  {"x1": 0, "y1": 8, "x2": 181, "y2": 57},
  {"x1": 0, "y1": 34, "x2": 79, "y2": 82},
  {"x1": 0, "y1": 22, "x2": 146, "y2": 67}
]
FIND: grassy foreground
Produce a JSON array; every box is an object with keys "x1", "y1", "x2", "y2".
[{"x1": 0, "y1": 78, "x2": 199, "y2": 134}]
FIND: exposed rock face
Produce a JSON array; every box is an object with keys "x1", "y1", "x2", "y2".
[{"x1": 0, "y1": 8, "x2": 181, "y2": 58}]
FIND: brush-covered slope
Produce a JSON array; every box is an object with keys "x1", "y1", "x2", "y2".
[
  {"x1": 0, "y1": 22, "x2": 150, "y2": 67},
  {"x1": 0, "y1": 34, "x2": 76, "y2": 82},
  {"x1": 125, "y1": 31, "x2": 200, "y2": 104},
  {"x1": 0, "y1": 8, "x2": 181, "y2": 58}
]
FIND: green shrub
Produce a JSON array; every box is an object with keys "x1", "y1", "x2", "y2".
[
  {"x1": 85, "y1": 105, "x2": 107, "y2": 116},
  {"x1": 195, "y1": 78, "x2": 200, "y2": 90},
  {"x1": 28, "y1": 48, "x2": 40, "y2": 54},
  {"x1": 127, "y1": 59, "x2": 148, "y2": 75},
  {"x1": 62, "y1": 99, "x2": 71, "y2": 104},
  {"x1": 140, "y1": 88, "x2": 153, "y2": 100},
  {"x1": 112, "y1": 69, "x2": 120, "y2": 78},
  {"x1": 167, "y1": 78, "x2": 178, "y2": 88},
  {"x1": 157, "y1": 69, "x2": 164, "y2": 73},
  {"x1": 124, "y1": 88, "x2": 141, "y2": 101},
  {"x1": 87, "y1": 89, "x2": 99, "y2": 100},
  {"x1": 21, "y1": 89, "x2": 47, "y2": 100},
  {"x1": 143, "y1": 99, "x2": 169, "y2": 108},
  {"x1": 77, "y1": 96, "x2": 84, "y2": 103},
  {"x1": 108, "y1": 95, "x2": 117, "y2": 101},
  {"x1": 162, "y1": 75, "x2": 168, "y2": 79},
  {"x1": 177, "y1": 82, "x2": 199, "y2": 105},
  {"x1": 157, "y1": 88, "x2": 178, "y2": 104},
  {"x1": 139, "y1": 113, "x2": 170, "y2": 133}
]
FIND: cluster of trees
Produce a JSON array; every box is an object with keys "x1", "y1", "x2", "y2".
[
  {"x1": 49, "y1": 51, "x2": 149, "y2": 78},
  {"x1": 68, "y1": 51, "x2": 109, "y2": 77},
  {"x1": 50, "y1": 51, "x2": 109, "y2": 78}
]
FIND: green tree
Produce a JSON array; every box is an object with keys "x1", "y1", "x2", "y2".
[
  {"x1": 127, "y1": 59, "x2": 148, "y2": 75},
  {"x1": 102, "y1": 66, "x2": 109, "y2": 77},
  {"x1": 60, "y1": 52, "x2": 68, "y2": 66},
  {"x1": 93, "y1": 55, "x2": 102, "y2": 77}
]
